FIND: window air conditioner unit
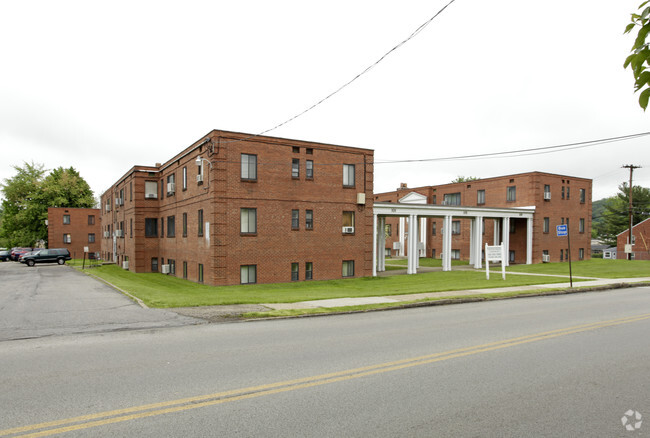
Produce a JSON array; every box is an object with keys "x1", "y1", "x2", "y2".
[
  {"x1": 161, "y1": 264, "x2": 170, "y2": 274},
  {"x1": 357, "y1": 193, "x2": 366, "y2": 205},
  {"x1": 116, "y1": 230, "x2": 124, "y2": 237},
  {"x1": 542, "y1": 254, "x2": 550, "y2": 263},
  {"x1": 103, "y1": 231, "x2": 110, "y2": 238},
  {"x1": 544, "y1": 192, "x2": 551, "y2": 200},
  {"x1": 115, "y1": 197, "x2": 123, "y2": 206},
  {"x1": 393, "y1": 242, "x2": 402, "y2": 250},
  {"x1": 342, "y1": 226, "x2": 355, "y2": 234},
  {"x1": 145, "y1": 193, "x2": 157, "y2": 199},
  {"x1": 167, "y1": 182, "x2": 175, "y2": 194},
  {"x1": 122, "y1": 261, "x2": 129, "y2": 270},
  {"x1": 105, "y1": 205, "x2": 111, "y2": 212},
  {"x1": 64, "y1": 236, "x2": 71, "y2": 243},
  {"x1": 196, "y1": 174, "x2": 203, "y2": 183}
]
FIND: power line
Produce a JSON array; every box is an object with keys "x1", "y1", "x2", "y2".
[
  {"x1": 375, "y1": 132, "x2": 650, "y2": 164},
  {"x1": 214, "y1": 0, "x2": 458, "y2": 146}
]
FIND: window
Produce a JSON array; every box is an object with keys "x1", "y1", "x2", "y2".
[
  {"x1": 88, "y1": 215, "x2": 95, "y2": 225},
  {"x1": 241, "y1": 265, "x2": 257, "y2": 284},
  {"x1": 291, "y1": 263, "x2": 299, "y2": 281},
  {"x1": 431, "y1": 249, "x2": 436, "y2": 258},
  {"x1": 145, "y1": 218, "x2": 157, "y2": 237},
  {"x1": 451, "y1": 249, "x2": 460, "y2": 260},
  {"x1": 88, "y1": 233, "x2": 95, "y2": 243},
  {"x1": 292, "y1": 209, "x2": 299, "y2": 230},
  {"x1": 198, "y1": 209, "x2": 204, "y2": 236},
  {"x1": 167, "y1": 216, "x2": 175, "y2": 237},
  {"x1": 432, "y1": 195, "x2": 437, "y2": 205},
  {"x1": 510, "y1": 220, "x2": 516, "y2": 233},
  {"x1": 63, "y1": 214, "x2": 70, "y2": 225},
  {"x1": 451, "y1": 221, "x2": 461, "y2": 235},
  {"x1": 167, "y1": 174, "x2": 176, "y2": 195},
  {"x1": 130, "y1": 218, "x2": 133, "y2": 238},
  {"x1": 385, "y1": 223, "x2": 392, "y2": 237},
  {"x1": 432, "y1": 221, "x2": 436, "y2": 235},
  {"x1": 63, "y1": 234, "x2": 71, "y2": 244},
  {"x1": 198, "y1": 264, "x2": 204, "y2": 283},
  {"x1": 543, "y1": 217, "x2": 549, "y2": 233},
  {"x1": 130, "y1": 182, "x2": 132, "y2": 201},
  {"x1": 151, "y1": 258, "x2": 158, "y2": 272},
  {"x1": 305, "y1": 262, "x2": 313, "y2": 280},
  {"x1": 507, "y1": 186, "x2": 516, "y2": 202},
  {"x1": 160, "y1": 179, "x2": 164, "y2": 199},
  {"x1": 182, "y1": 167, "x2": 187, "y2": 191},
  {"x1": 579, "y1": 218, "x2": 585, "y2": 233},
  {"x1": 477, "y1": 190, "x2": 485, "y2": 205},
  {"x1": 292, "y1": 146, "x2": 300, "y2": 153},
  {"x1": 509, "y1": 251, "x2": 516, "y2": 263},
  {"x1": 241, "y1": 208, "x2": 257, "y2": 234},
  {"x1": 292, "y1": 159, "x2": 300, "y2": 178},
  {"x1": 579, "y1": 248, "x2": 585, "y2": 260},
  {"x1": 306, "y1": 160, "x2": 314, "y2": 179},
  {"x1": 343, "y1": 164, "x2": 355, "y2": 187},
  {"x1": 544, "y1": 185, "x2": 551, "y2": 198},
  {"x1": 580, "y1": 188, "x2": 586, "y2": 204},
  {"x1": 306, "y1": 210, "x2": 313, "y2": 230},
  {"x1": 342, "y1": 260, "x2": 355, "y2": 277},
  {"x1": 561, "y1": 186, "x2": 565, "y2": 199},
  {"x1": 306, "y1": 148, "x2": 313, "y2": 155},
  {"x1": 241, "y1": 154, "x2": 257, "y2": 180},
  {"x1": 145, "y1": 181, "x2": 158, "y2": 198},
  {"x1": 183, "y1": 261, "x2": 187, "y2": 279},
  {"x1": 182, "y1": 212, "x2": 187, "y2": 237},
  {"x1": 105, "y1": 198, "x2": 111, "y2": 212},
  {"x1": 560, "y1": 249, "x2": 564, "y2": 261},
  {"x1": 342, "y1": 211, "x2": 355, "y2": 233},
  {"x1": 443, "y1": 193, "x2": 461, "y2": 206},
  {"x1": 160, "y1": 217, "x2": 164, "y2": 239},
  {"x1": 168, "y1": 259, "x2": 176, "y2": 275},
  {"x1": 566, "y1": 187, "x2": 570, "y2": 200}
]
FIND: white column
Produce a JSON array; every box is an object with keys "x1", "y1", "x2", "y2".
[
  {"x1": 526, "y1": 217, "x2": 533, "y2": 265},
  {"x1": 442, "y1": 215, "x2": 453, "y2": 271},
  {"x1": 494, "y1": 219, "x2": 500, "y2": 245},
  {"x1": 408, "y1": 215, "x2": 419, "y2": 274},
  {"x1": 399, "y1": 217, "x2": 406, "y2": 257},
  {"x1": 503, "y1": 217, "x2": 510, "y2": 267},
  {"x1": 372, "y1": 213, "x2": 378, "y2": 277},
  {"x1": 419, "y1": 217, "x2": 426, "y2": 259},
  {"x1": 379, "y1": 217, "x2": 386, "y2": 271},
  {"x1": 474, "y1": 216, "x2": 483, "y2": 269}
]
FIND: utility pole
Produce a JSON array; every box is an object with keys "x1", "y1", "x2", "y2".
[{"x1": 622, "y1": 164, "x2": 642, "y2": 260}]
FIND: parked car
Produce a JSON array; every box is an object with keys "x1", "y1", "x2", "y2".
[
  {"x1": 0, "y1": 250, "x2": 10, "y2": 261},
  {"x1": 21, "y1": 249, "x2": 71, "y2": 266},
  {"x1": 10, "y1": 247, "x2": 33, "y2": 261},
  {"x1": 18, "y1": 251, "x2": 38, "y2": 262}
]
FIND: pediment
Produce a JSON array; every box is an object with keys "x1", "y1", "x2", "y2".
[{"x1": 398, "y1": 192, "x2": 428, "y2": 204}]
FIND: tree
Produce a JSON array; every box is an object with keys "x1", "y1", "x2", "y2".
[
  {"x1": 451, "y1": 176, "x2": 479, "y2": 183},
  {"x1": 624, "y1": 1, "x2": 650, "y2": 110},
  {"x1": 0, "y1": 163, "x2": 95, "y2": 247},
  {"x1": 592, "y1": 183, "x2": 650, "y2": 246}
]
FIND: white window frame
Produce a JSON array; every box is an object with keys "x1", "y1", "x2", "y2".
[
  {"x1": 241, "y1": 208, "x2": 257, "y2": 234},
  {"x1": 343, "y1": 164, "x2": 355, "y2": 187}
]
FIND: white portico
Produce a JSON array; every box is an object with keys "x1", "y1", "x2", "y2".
[{"x1": 372, "y1": 197, "x2": 535, "y2": 277}]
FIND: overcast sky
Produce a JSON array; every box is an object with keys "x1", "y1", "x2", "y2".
[{"x1": 1, "y1": 0, "x2": 649, "y2": 202}]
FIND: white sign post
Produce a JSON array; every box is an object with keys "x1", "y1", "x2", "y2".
[{"x1": 485, "y1": 243, "x2": 506, "y2": 280}]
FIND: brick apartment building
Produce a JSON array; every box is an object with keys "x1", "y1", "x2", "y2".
[
  {"x1": 100, "y1": 130, "x2": 374, "y2": 286},
  {"x1": 47, "y1": 207, "x2": 101, "y2": 258},
  {"x1": 617, "y1": 217, "x2": 650, "y2": 260},
  {"x1": 374, "y1": 172, "x2": 592, "y2": 264}
]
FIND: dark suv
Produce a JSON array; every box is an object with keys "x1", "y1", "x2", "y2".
[{"x1": 21, "y1": 249, "x2": 71, "y2": 266}]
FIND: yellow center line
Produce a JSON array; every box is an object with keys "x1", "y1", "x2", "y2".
[{"x1": 4, "y1": 312, "x2": 650, "y2": 437}]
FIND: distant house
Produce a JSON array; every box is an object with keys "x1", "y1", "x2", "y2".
[
  {"x1": 47, "y1": 207, "x2": 101, "y2": 258},
  {"x1": 616, "y1": 217, "x2": 650, "y2": 260},
  {"x1": 603, "y1": 247, "x2": 617, "y2": 260}
]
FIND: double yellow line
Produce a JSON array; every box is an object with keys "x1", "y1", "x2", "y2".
[{"x1": 4, "y1": 312, "x2": 650, "y2": 437}]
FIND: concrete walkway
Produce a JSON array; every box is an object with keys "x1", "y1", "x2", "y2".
[{"x1": 261, "y1": 276, "x2": 650, "y2": 311}]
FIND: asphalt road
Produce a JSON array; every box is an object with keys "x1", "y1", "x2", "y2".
[
  {"x1": 2, "y1": 286, "x2": 649, "y2": 437},
  {"x1": 0, "y1": 261, "x2": 200, "y2": 341}
]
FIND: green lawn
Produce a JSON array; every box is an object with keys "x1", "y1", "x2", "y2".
[
  {"x1": 506, "y1": 259, "x2": 650, "y2": 278},
  {"x1": 77, "y1": 264, "x2": 576, "y2": 308}
]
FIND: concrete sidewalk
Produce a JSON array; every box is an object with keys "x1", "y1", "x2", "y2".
[{"x1": 261, "y1": 276, "x2": 650, "y2": 311}]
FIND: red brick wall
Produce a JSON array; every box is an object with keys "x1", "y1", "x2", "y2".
[
  {"x1": 375, "y1": 172, "x2": 592, "y2": 264},
  {"x1": 101, "y1": 130, "x2": 373, "y2": 285},
  {"x1": 617, "y1": 218, "x2": 650, "y2": 260},
  {"x1": 47, "y1": 207, "x2": 101, "y2": 258}
]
